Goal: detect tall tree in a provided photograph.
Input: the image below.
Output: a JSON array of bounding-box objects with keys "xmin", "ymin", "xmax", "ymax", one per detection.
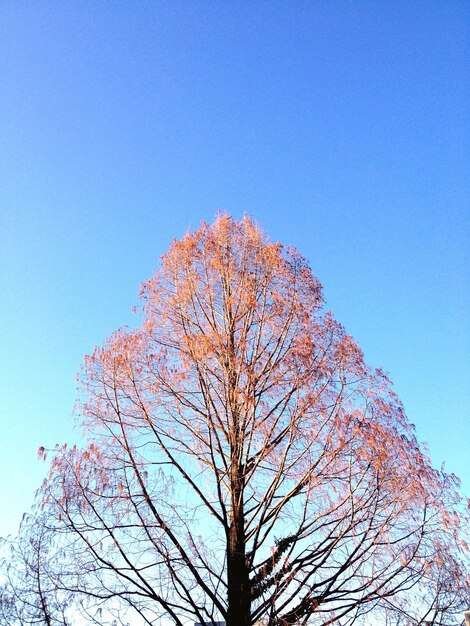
[{"xmin": 40, "ymin": 215, "xmax": 469, "ymax": 625}]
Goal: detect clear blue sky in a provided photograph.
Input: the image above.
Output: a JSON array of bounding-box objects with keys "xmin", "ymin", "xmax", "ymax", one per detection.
[{"xmin": 0, "ymin": 2, "xmax": 468, "ymax": 538}]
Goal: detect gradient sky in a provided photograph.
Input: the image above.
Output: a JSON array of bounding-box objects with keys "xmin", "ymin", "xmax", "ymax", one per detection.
[{"xmin": 0, "ymin": 1, "xmax": 468, "ymax": 539}]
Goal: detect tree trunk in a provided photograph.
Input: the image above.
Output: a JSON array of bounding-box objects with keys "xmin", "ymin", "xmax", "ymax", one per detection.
[
  {"xmin": 226, "ymin": 477, "xmax": 250, "ymax": 626},
  {"xmin": 225, "ymin": 281, "xmax": 251, "ymax": 626}
]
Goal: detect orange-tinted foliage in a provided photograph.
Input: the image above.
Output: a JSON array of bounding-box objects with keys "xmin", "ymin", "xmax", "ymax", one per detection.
[{"xmin": 41, "ymin": 215, "xmax": 469, "ymax": 626}]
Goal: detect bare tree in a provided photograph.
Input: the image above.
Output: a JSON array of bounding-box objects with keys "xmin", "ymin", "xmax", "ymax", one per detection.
[
  {"xmin": 39, "ymin": 215, "xmax": 469, "ymax": 626},
  {"xmin": 0, "ymin": 513, "xmax": 73, "ymax": 626}
]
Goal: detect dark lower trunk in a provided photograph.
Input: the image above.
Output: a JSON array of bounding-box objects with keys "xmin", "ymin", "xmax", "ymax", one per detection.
[{"xmin": 226, "ymin": 514, "xmax": 250, "ymax": 626}]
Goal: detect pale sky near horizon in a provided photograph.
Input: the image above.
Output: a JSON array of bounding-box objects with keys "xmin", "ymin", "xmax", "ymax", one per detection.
[{"xmin": 1, "ymin": 1, "xmax": 469, "ymax": 539}]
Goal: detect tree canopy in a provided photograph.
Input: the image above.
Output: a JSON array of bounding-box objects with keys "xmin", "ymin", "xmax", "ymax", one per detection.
[{"xmin": 6, "ymin": 215, "xmax": 468, "ymax": 626}]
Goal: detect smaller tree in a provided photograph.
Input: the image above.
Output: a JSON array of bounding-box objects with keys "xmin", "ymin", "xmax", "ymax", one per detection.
[
  {"xmin": 0, "ymin": 513, "xmax": 73, "ymax": 626},
  {"xmin": 0, "ymin": 509, "xmax": 136, "ymax": 626}
]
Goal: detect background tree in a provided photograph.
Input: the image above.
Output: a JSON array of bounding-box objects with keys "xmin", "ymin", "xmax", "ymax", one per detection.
[
  {"xmin": 40, "ymin": 215, "xmax": 469, "ymax": 626},
  {"xmin": 0, "ymin": 513, "xmax": 73, "ymax": 626},
  {"xmin": 0, "ymin": 509, "xmax": 135, "ymax": 626}
]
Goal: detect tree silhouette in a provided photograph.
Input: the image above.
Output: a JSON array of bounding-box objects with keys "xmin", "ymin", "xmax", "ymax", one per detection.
[
  {"xmin": 0, "ymin": 513, "xmax": 72, "ymax": 626},
  {"xmin": 39, "ymin": 215, "xmax": 469, "ymax": 626}
]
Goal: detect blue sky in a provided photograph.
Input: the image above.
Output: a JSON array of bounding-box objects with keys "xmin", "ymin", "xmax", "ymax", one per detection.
[{"xmin": 0, "ymin": 1, "xmax": 468, "ymax": 538}]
